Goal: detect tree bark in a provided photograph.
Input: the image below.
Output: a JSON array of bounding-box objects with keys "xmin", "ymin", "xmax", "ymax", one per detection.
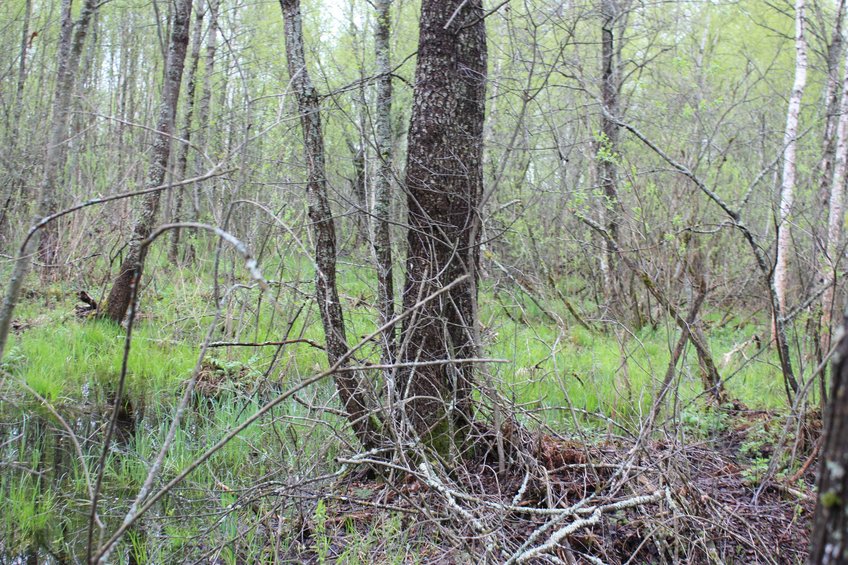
[
  {"xmin": 821, "ymin": 43, "xmax": 848, "ymax": 354},
  {"xmin": 815, "ymin": 0, "xmax": 845, "ymax": 209},
  {"xmin": 0, "ymin": 0, "xmax": 33, "ymax": 243},
  {"xmin": 192, "ymin": 0, "xmax": 218, "ymax": 221},
  {"xmin": 169, "ymin": 3, "xmax": 205, "ymax": 262},
  {"xmin": 372, "ymin": 0, "xmax": 396, "ymax": 365},
  {"xmin": 774, "ymin": 0, "xmax": 808, "ymax": 313},
  {"xmin": 399, "ymin": 0, "xmax": 487, "ymax": 454},
  {"xmin": 102, "ymin": 0, "xmax": 193, "ymax": 322},
  {"xmin": 38, "ymin": 0, "xmax": 99, "ymax": 273},
  {"xmin": 11, "ymin": 0, "xmax": 32, "ymax": 140},
  {"xmin": 599, "ymin": 0, "xmax": 621, "ymax": 308},
  {"xmin": 0, "ymin": 0, "xmax": 98, "ymax": 359},
  {"xmin": 808, "ymin": 310, "xmax": 848, "ymax": 564},
  {"xmin": 279, "ymin": 0, "xmax": 378, "ymax": 448}
]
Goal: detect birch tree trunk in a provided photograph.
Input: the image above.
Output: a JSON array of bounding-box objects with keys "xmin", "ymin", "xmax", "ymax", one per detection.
[
  {"xmin": 372, "ymin": 0, "xmax": 396, "ymax": 364},
  {"xmin": 815, "ymin": 0, "xmax": 845, "ymax": 207},
  {"xmin": 102, "ymin": 0, "xmax": 193, "ymax": 322},
  {"xmin": 279, "ymin": 0, "xmax": 378, "ymax": 448},
  {"xmin": 774, "ymin": 0, "xmax": 808, "ymax": 313},
  {"xmin": 821, "ymin": 44, "xmax": 848, "ymax": 354},
  {"xmin": 400, "ymin": 0, "xmax": 487, "ymax": 454}
]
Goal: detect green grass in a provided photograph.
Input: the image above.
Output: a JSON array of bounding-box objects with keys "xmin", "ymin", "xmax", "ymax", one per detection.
[{"xmin": 0, "ymin": 249, "xmax": 809, "ymax": 561}]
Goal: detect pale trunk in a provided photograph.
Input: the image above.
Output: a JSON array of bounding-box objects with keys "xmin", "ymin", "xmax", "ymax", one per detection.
[
  {"xmin": 774, "ymin": 0, "xmax": 807, "ymax": 313},
  {"xmin": 815, "ymin": 0, "xmax": 845, "ymax": 209},
  {"xmin": 0, "ymin": 0, "xmax": 33, "ymax": 241},
  {"xmin": 822, "ymin": 44, "xmax": 848, "ymax": 353}
]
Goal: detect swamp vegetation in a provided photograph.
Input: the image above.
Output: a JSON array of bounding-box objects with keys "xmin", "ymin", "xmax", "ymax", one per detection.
[{"xmin": 1, "ymin": 0, "xmax": 847, "ymax": 562}]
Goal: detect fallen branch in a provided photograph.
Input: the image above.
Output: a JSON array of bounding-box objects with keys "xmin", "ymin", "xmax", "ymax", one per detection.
[{"xmin": 510, "ymin": 490, "xmax": 666, "ymax": 564}]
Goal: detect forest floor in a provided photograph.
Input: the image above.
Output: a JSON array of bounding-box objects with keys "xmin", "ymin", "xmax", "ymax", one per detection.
[{"xmin": 0, "ymin": 257, "xmax": 821, "ymax": 563}]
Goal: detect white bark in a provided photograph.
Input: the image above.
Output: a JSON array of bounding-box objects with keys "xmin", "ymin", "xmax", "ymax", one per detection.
[
  {"xmin": 822, "ymin": 44, "xmax": 848, "ymax": 351},
  {"xmin": 774, "ymin": 0, "xmax": 808, "ymax": 312}
]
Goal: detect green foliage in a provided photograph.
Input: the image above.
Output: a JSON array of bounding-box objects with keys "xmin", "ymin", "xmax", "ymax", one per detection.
[
  {"xmin": 681, "ymin": 404, "xmax": 729, "ymax": 438},
  {"xmin": 313, "ymin": 499, "xmax": 331, "ymax": 564}
]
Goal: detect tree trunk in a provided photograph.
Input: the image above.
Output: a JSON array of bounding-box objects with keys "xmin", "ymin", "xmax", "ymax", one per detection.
[
  {"xmin": 192, "ymin": 0, "xmax": 218, "ymax": 221},
  {"xmin": 0, "ymin": 0, "xmax": 33, "ymax": 243},
  {"xmin": 774, "ymin": 0, "xmax": 808, "ymax": 313},
  {"xmin": 599, "ymin": 0, "xmax": 621, "ymax": 309},
  {"xmin": 169, "ymin": 3, "xmax": 205, "ymax": 263},
  {"xmin": 11, "ymin": 0, "xmax": 32, "ymax": 140},
  {"xmin": 38, "ymin": 0, "xmax": 99, "ymax": 274},
  {"xmin": 399, "ymin": 0, "xmax": 487, "ymax": 454},
  {"xmin": 821, "ymin": 43, "xmax": 848, "ymax": 354},
  {"xmin": 372, "ymin": 0, "xmax": 396, "ymax": 365},
  {"xmin": 346, "ymin": 137, "xmax": 368, "ymax": 246},
  {"xmin": 279, "ymin": 0, "xmax": 378, "ymax": 448},
  {"xmin": 0, "ymin": 0, "xmax": 98, "ymax": 360},
  {"xmin": 808, "ymin": 310, "xmax": 848, "ymax": 564},
  {"xmin": 815, "ymin": 0, "xmax": 845, "ymax": 209},
  {"xmin": 102, "ymin": 0, "xmax": 193, "ymax": 323}
]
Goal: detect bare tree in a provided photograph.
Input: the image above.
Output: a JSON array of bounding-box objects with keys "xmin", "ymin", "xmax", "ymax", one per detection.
[
  {"xmin": 0, "ymin": 0, "xmax": 33, "ymax": 242},
  {"xmin": 774, "ymin": 0, "xmax": 808, "ymax": 315},
  {"xmin": 814, "ymin": 0, "xmax": 845, "ymax": 204},
  {"xmin": 169, "ymin": 2, "xmax": 206, "ymax": 262},
  {"xmin": 10, "ymin": 0, "xmax": 32, "ymax": 142},
  {"xmin": 102, "ymin": 0, "xmax": 194, "ymax": 322},
  {"xmin": 399, "ymin": 0, "xmax": 487, "ymax": 454},
  {"xmin": 372, "ymin": 0, "xmax": 396, "ymax": 364},
  {"xmin": 279, "ymin": 0, "xmax": 378, "ymax": 448},
  {"xmin": 0, "ymin": 0, "xmax": 98, "ymax": 360},
  {"xmin": 598, "ymin": 0, "xmax": 621, "ymax": 308},
  {"xmin": 39, "ymin": 0, "xmax": 99, "ymax": 271},
  {"xmin": 192, "ymin": 0, "xmax": 219, "ymax": 221},
  {"xmin": 821, "ymin": 44, "xmax": 848, "ymax": 354}
]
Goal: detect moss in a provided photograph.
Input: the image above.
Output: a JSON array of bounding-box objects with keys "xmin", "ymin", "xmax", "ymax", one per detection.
[
  {"xmin": 821, "ymin": 490, "xmax": 842, "ymax": 509},
  {"xmin": 424, "ymin": 417, "xmax": 456, "ymax": 460}
]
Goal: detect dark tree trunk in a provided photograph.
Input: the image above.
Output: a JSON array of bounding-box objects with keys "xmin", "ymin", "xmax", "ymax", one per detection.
[
  {"xmin": 346, "ymin": 137, "xmax": 368, "ymax": 246},
  {"xmin": 0, "ymin": 0, "xmax": 33, "ymax": 243},
  {"xmin": 38, "ymin": 0, "xmax": 99, "ymax": 274},
  {"xmin": 809, "ymin": 310, "xmax": 848, "ymax": 564},
  {"xmin": 192, "ymin": 0, "xmax": 218, "ymax": 221},
  {"xmin": 279, "ymin": 0, "xmax": 379, "ymax": 448},
  {"xmin": 399, "ymin": 0, "xmax": 487, "ymax": 454},
  {"xmin": 10, "ymin": 0, "xmax": 32, "ymax": 141},
  {"xmin": 169, "ymin": 3, "xmax": 205, "ymax": 262},
  {"xmin": 599, "ymin": 0, "xmax": 621, "ymax": 308},
  {"xmin": 0, "ymin": 0, "xmax": 98, "ymax": 359},
  {"xmin": 102, "ymin": 0, "xmax": 193, "ymax": 322}
]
